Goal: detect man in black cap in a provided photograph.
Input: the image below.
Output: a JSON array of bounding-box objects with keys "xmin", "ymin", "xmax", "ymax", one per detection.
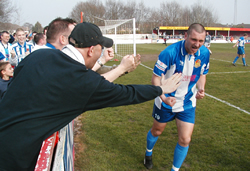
[
  {"xmin": 63, "ymin": 22, "xmax": 139, "ymax": 82},
  {"xmin": 0, "ymin": 22, "xmax": 182, "ymax": 171},
  {"xmin": 45, "ymin": 17, "xmax": 139, "ymax": 82}
]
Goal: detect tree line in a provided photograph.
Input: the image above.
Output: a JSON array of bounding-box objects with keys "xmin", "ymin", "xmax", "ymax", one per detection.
[
  {"xmin": 69, "ymin": 0, "xmax": 218, "ymax": 33},
  {"xmin": 0, "ymin": 0, "xmax": 218, "ymax": 33}
]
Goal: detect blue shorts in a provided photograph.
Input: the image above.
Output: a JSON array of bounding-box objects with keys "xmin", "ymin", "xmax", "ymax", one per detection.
[
  {"xmin": 238, "ymin": 47, "xmax": 245, "ymax": 55},
  {"xmin": 152, "ymin": 104, "xmax": 196, "ymax": 124}
]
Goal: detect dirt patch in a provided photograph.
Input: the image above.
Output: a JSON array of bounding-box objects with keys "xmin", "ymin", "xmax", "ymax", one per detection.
[
  {"xmin": 140, "ymin": 54, "xmax": 158, "ymax": 62},
  {"xmin": 74, "ymin": 115, "xmax": 86, "ymax": 170}
]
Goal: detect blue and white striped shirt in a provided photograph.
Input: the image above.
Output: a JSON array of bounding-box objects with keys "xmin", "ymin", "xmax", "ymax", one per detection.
[
  {"xmin": 238, "ymin": 37, "xmax": 245, "ymax": 47},
  {"xmin": 11, "ymin": 42, "xmax": 34, "ymax": 65},
  {"xmin": 153, "ymin": 40, "xmax": 210, "ymax": 112},
  {"xmin": 0, "ymin": 42, "xmax": 12, "ymax": 61}
]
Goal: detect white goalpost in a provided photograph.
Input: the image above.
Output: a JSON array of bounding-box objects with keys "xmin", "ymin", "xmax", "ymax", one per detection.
[{"xmin": 99, "ymin": 18, "xmax": 136, "ymax": 59}]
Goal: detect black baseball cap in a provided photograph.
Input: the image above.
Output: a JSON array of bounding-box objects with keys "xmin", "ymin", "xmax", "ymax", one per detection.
[{"xmin": 69, "ymin": 22, "xmax": 113, "ymax": 48}]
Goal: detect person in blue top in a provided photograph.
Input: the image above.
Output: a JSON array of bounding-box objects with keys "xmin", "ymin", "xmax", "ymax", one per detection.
[
  {"xmin": 232, "ymin": 33, "xmax": 248, "ymax": 66},
  {"xmin": 204, "ymin": 32, "xmax": 212, "ymax": 54},
  {"xmin": 0, "ymin": 52, "xmax": 5, "ymax": 61},
  {"xmin": 0, "ymin": 31, "xmax": 15, "ymax": 61},
  {"xmin": 144, "ymin": 23, "xmax": 210, "ymax": 170}
]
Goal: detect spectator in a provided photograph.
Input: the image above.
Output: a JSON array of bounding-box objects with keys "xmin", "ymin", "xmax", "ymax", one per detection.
[
  {"xmin": 11, "ymin": 28, "xmax": 34, "ymax": 66},
  {"xmin": 32, "ymin": 33, "xmax": 47, "ymax": 52},
  {"xmin": 0, "ymin": 31, "xmax": 15, "ymax": 61},
  {"xmin": 43, "ymin": 26, "xmax": 49, "ymax": 35},
  {"xmin": 46, "ymin": 17, "xmax": 140, "ymax": 82},
  {"xmin": 8, "ymin": 34, "xmax": 15, "ymax": 44},
  {"xmin": 0, "ymin": 61, "xmax": 14, "ymax": 101},
  {"xmin": 0, "ymin": 22, "xmax": 182, "ymax": 170},
  {"xmin": 46, "ymin": 17, "xmax": 75, "ymax": 50},
  {"xmin": 0, "ymin": 52, "xmax": 5, "ymax": 61},
  {"xmin": 11, "ymin": 32, "xmax": 18, "ymax": 44},
  {"xmin": 230, "ymin": 36, "xmax": 234, "ymax": 42}
]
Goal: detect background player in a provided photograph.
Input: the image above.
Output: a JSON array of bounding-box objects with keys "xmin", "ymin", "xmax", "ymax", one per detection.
[
  {"xmin": 204, "ymin": 32, "xmax": 212, "ymax": 54},
  {"xmin": 232, "ymin": 33, "xmax": 248, "ymax": 66},
  {"xmin": 143, "ymin": 23, "xmax": 210, "ymax": 170}
]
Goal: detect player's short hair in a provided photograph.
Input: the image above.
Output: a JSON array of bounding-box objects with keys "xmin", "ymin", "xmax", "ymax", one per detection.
[
  {"xmin": 187, "ymin": 23, "xmax": 206, "ymax": 35},
  {"xmin": 243, "ymin": 33, "xmax": 248, "ymax": 37}
]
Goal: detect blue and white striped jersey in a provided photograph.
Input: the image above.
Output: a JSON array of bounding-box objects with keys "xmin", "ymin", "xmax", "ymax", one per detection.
[
  {"xmin": 238, "ymin": 37, "xmax": 245, "ymax": 47},
  {"xmin": 153, "ymin": 40, "xmax": 210, "ymax": 112},
  {"xmin": 11, "ymin": 42, "xmax": 34, "ymax": 65},
  {"xmin": 0, "ymin": 42, "xmax": 12, "ymax": 61}
]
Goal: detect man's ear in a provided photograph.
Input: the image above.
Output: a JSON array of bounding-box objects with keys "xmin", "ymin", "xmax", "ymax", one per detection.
[
  {"xmin": 87, "ymin": 46, "xmax": 94, "ymax": 57},
  {"xmin": 59, "ymin": 35, "xmax": 67, "ymax": 45},
  {"xmin": 1, "ymin": 70, "xmax": 5, "ymax": 76},
  {"xmin": 184, "ymin": 32, "xmax": 188, "ymax": 39}
]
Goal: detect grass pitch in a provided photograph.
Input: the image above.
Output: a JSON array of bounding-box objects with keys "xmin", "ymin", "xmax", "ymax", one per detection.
[{"xmin": 74, "ymin": 43, "xmax": 250, "ymax": 171}]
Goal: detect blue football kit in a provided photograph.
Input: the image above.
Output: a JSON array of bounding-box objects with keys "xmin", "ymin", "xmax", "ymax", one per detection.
[
  {"xmin": 152, "ymin": 40, "xmax": 210, "ymax": 123},
  {"xmin": 233, "ymin": 36, "xmax": 247, "ymax": 66},
  {"xmin": 237, "ymin": 36, "xmax": 246, "ymax": 55}
]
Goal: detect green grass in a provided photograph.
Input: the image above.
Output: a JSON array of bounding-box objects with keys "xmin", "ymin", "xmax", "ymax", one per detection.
[{"xmin": 74, "ymin": 43, "xmax": 250, "ymax": 171}]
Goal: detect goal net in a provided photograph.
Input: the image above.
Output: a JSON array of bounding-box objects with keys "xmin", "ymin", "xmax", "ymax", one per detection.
[{"xmin": 99, "ymin": 18, "xmax": 136, "ymax": 59}]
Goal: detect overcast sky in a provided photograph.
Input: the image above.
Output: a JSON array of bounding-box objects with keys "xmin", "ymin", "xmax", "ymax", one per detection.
[{"xmin": 12, "ymin": 0, "xmax": 250, "ymax": 27}]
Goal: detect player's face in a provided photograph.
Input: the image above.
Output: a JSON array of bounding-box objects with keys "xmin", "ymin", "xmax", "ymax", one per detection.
[
  {"xmin": 16, "ymin": 31, "xmax": 26, "ymax": 44},
  {"xmin": 185, "ymin": 30, "xmax": 206, "ymax": 55}
]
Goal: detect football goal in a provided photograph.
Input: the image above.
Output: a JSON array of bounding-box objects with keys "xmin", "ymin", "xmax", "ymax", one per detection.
[{"xmin": 99, "ymin": 18, "xmax": 136, "ymax": 59}]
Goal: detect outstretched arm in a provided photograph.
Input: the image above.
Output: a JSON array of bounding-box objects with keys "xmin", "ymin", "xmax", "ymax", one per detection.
[
  {"xmin": 152, "ymin": 73, "xmax": 181, "ymax": 106},
  {"xmin": 92, "ymin": 47, "xmax": 114, "ymax": 71},
  {"xmin": 101, "ymin": 54, "xmax": 141, "ymax": 82}
]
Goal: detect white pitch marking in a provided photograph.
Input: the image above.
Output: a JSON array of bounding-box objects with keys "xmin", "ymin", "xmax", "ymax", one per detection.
[
  {"xmin": 210, "ymin": 58, "xmax": 245, "ymax": 65},
  {"xmin": 139, "ymin": 63, "xmax": 153, "ymax": 70},
  {"xmin": 205, "ymin": 93, "xmax": 250, "ymax": 115},
  {"xmin": 210, "ymin": 58, "xmax": 232, "ymax": 63},
  {"xmin": 208, "ymin": 71, "xmax": 250, "ymax": 74}
]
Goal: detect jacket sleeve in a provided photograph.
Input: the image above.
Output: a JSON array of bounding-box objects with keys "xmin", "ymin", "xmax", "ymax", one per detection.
[{"xmin": 84, "ymin": 76, "xmax": 162, "ymax": 111}]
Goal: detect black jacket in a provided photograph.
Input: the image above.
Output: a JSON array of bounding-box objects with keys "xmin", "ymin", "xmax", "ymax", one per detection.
[{"xmin": 0, "ymin": 49, "xmax": 162, "ymax": 170}]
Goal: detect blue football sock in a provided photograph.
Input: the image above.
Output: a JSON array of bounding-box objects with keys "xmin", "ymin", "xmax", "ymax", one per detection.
[
  {"xmin": 145, "ymin": 130, "xmax": 158, "ymax": 156},
  {"xmin": 242, "ymin": 58, "xmax": 246, "ymax": 65},
  {"xmin": 171, "ymin": 143, "xmax": 189, "ymax": 171},
  {"xmin": 233, "ymin": 56, "xmax": 239, "ymax": 64}
]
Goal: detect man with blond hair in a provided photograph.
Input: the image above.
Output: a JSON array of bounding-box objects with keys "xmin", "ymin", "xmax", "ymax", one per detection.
[{"xmin": 11, "ymin": 28, "xmax": 34, "ymax": 66}]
